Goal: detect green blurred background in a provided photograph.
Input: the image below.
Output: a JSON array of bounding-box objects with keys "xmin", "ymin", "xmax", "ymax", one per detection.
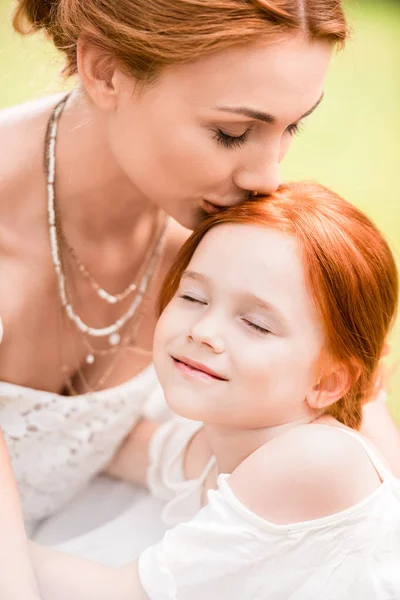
[{"xmin": 1, "ymin": 1, "xmax": 399, "ymax": 420}]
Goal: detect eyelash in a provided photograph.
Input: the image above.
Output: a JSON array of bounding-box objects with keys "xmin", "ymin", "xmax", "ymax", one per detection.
[
  {"xmin": 180, "ymin": 294, "xmax": 206, "ymax": 305},
  {"xmin": 287, "ymin": 122, "xmax": 303, "ymax": 137},
  {"xmin": 181, "ymin": 296, "xmax": 270, "ymax": 335},
  {"xmin": 214, "ymin": 128, "xmax": 250, "ymax": 149},
  {"xmin": 243, "ymin": 320, "xmax": 271, "ymax": 335},
  {"xmin": 214, "ymin": 120, "xmax": 304, "ymax": 150}
]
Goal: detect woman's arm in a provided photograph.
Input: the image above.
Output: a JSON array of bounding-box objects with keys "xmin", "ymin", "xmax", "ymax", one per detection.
[
  {"xmin": 0, "ymin": 424, "xmax": 148, "ymax": 600},
  {"xmin": 0, "ymin": 430, "xmax": 41, "ymax": 599},
  {"xmin": 361, "ymin": 400, "xmax": 400, "ymax": 478},
  {"xmin": 29, "ymin": 542, "xmax": 149, "ymax": 600}
]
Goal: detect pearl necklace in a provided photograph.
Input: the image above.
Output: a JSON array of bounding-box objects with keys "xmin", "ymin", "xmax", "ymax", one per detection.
[
  {"xmin": 46, "ymin": 95, "xmax": 168, "ymax": 345},
  {"xmin": 61, "ymin": 228, "xmax": 138, "ymax": 305}
]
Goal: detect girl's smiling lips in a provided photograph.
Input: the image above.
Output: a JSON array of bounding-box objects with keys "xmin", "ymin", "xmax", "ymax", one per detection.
[{"xmin": 172, "ymin": 356, "xmax": 228, "ymax": 381}]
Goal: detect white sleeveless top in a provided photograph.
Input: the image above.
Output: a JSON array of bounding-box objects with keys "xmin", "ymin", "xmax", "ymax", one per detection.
[
  {"xmin": 0, "ymin": 364, "xmax": 169, "ymax": 530},
  {"xmin": 139, "ymin": 426, "xmax": 400, "ymax": 600}
]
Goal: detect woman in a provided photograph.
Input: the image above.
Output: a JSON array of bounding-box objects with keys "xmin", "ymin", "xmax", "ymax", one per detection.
[
  {"xmin": 4, "ymin": 181, "xmax": 400, "ymax": 599},
  {"xmin": 0, "ymin": 0, "xmax": 398, "ymax": 562},
  {"xmin": 0, "ymin": 432, "xmax": 41, "ymax": 599}
]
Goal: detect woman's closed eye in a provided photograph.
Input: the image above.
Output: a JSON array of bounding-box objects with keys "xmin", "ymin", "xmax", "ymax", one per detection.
[
  {"xmin": 213, "ymin": 128, "xmax": 250, "ymax": 149},
  {"xmin": 213, "ymin": 120, "xmax": 302, "ymax": 149},
  {"xmin": 286, "ymin": 121, "xmax": 304, "ymax": 136}
]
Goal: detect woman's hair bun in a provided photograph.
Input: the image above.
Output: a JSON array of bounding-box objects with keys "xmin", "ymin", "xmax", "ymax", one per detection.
[
  {"xmin": 13, "ymin": 0, "xmax": 56, "ymax": 34},
  {"xmin": 12, "ymin": 0, "xmax": 349, "ymax": 82}
]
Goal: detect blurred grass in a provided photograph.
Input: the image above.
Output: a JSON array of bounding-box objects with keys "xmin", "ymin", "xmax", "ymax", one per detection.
[{"xmin": 1, "ymin": 1, "xmax": 399, "ymax": 420}]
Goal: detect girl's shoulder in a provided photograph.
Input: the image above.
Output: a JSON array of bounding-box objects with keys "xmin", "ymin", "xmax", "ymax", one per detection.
[{"xmin": 227, "ymin": 424, "xmax": 383, "ymax": 525}]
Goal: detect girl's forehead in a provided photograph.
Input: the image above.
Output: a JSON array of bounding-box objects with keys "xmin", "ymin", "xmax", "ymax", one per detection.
[
  {"xmin": 193, "ymin": 223, "xmax": 295, "ymax": 260},
  {"xmin": 186, "ymin": 223, "xmax": 324, "ymax": 344},
  {"xmin": 189, "ymin": 224, "xmax": 302, "ymax": 295}
]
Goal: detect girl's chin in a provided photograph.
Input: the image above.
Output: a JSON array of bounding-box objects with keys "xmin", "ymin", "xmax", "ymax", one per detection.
[
  {"xmin": 164, "ymin": 393, "xmax": 219, "ymax": 423},
  {"xmin": 166, "ymin": 402, "xmax": 205, "ymax": 422}
]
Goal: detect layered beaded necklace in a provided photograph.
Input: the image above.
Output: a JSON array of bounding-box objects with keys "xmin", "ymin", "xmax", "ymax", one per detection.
[{"xmin": 46, "ymin": 95, "xmax": 168, "ymax": 370}]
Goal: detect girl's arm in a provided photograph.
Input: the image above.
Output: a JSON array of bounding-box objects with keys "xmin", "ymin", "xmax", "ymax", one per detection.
[
  {"xmin": 106, "ymin": 417, "xmax": 214, "ymax": 490},
  {"xmin": 105, "ymin": 418, "xmax": 164, "ymax": 486},
  {"xmin": 29, "ymin": 542, "xmax": 149, "ymax": 600},
  {"xmin": 0, "ymin": 430, "xmax": 41, "ymax": 599}
]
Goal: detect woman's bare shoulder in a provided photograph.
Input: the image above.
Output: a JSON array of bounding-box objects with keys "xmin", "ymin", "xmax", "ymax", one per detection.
[
  {"xmin": 228, "ymin": 425, "xmax": 382, "ymax": 525},
  {"xmin": 0, "ymin": 92, "xmax": 65, "ymax": 128},
  {"xmin": 0, "ymin": 94, "xmax": 65, "ymax": 232},
  {"xmin": 0, "ymin": 94, "xmax": 64, "ymax": 193}
]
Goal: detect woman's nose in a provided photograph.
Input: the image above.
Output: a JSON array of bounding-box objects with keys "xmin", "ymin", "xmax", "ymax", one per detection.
[
  {"xmin": 188, "ymin": 314, "xmax": 225, "ymax": 354},
  {"xmin": 234, "ymin": 148, "xmax": 281, "ymax": 196}
]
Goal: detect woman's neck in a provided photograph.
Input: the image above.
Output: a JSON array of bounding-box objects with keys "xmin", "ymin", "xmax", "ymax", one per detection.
[
  {"xmin": 204, "ymin": 415, "xmax": 318, "ymax": 475},
  {"xmin": 54, "ymin": 87, "xmax": 154, "ymax": 244}
]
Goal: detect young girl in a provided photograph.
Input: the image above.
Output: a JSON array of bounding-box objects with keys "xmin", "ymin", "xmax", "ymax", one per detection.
[{"xmin": 7, "ymin": 181, "xmax": 400, "ymax": 598}]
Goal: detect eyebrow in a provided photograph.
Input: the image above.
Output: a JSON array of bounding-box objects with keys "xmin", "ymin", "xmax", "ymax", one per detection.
[
  {"xmin": 182, "ymin": 271, "xmax": 287, "ymax": 327},
  {"xmin": 215, "ymin": 93, "xmax": 324, "ymax": 125},
  {"xmin": 182, "ymin": 270, "xmax": 209, "ymax": 284},
  {"xmin": 242, "ymin": 292, "xmax": 287, "ymax": 326}
]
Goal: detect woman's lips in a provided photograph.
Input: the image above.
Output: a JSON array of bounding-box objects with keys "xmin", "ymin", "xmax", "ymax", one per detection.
[
  {"xmin": 201, "ymin": 199, "xmax": 225, "ymax": 215},
  {"xmin": 172, "ymin": 356, "xmax": 228, "ymax": 381}
]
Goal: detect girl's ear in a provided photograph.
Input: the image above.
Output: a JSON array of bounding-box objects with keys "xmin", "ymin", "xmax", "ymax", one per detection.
[{"xmin": 306, "ymin": 364, "xmax": 353, "ymax": 411}]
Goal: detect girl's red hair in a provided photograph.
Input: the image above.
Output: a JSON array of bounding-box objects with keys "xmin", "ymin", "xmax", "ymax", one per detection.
[{"xmin": 159, "ymin": 182, "xmax": 398, "ymax": 429}]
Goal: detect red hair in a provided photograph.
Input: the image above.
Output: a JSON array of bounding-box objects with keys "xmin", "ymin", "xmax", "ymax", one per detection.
[
  {"xmin": 14, "ymin": 0, "xmax": 348, "ymax": 81},
  {"xmin": 159, "ymin": 182, "xmax": 398, "ymax": 429}
]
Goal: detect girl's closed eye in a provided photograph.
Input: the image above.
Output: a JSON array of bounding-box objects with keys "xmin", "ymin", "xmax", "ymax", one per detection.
[
  {"xmin": 242, "ymin": 318, "xmax": 272, "ymax": 335},
  {"xmin": 179, "ymin": 293, "xmax": 208, "ymax": 305}
]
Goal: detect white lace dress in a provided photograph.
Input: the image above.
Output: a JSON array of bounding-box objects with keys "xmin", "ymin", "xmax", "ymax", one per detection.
[{"xmin": 0, "ymin": 364, "xmax": 175, "ymax": 564}]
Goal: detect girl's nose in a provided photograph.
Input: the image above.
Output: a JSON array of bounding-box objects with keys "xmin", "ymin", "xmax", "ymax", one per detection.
[{"xmin": 188, "ymin": 313, "xmax": 225, "ymax": 354}]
